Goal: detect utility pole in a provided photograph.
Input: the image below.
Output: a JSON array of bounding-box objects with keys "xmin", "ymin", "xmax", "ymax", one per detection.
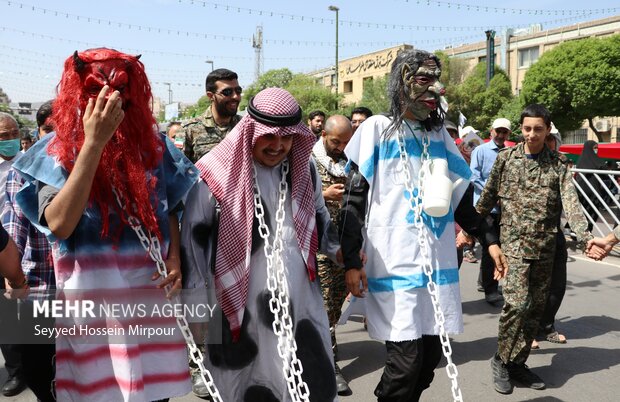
[
  {"xmin": 328, "ymin": 6, "xmax": 339, "ymax": 96},
  {"xmin": 485, "ymin": 30, "xmax": 496, "ymax": 87},
  {"xmin": 252, "ymin": 25, "xmax": 264, "ymax": 82}
]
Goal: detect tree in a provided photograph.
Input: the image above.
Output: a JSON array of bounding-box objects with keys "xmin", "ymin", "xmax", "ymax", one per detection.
[
  {"xmin": 356, "ymin": 75, "xmax": 389, "ymax": 115},
  {"xmin": 521, "ymin": 34, "xmax": 620, "ymax": 142},
  {"xmin": 239, "ymin": 68, "xmax": 294, "ymax": 110},
  {"xmin": 435, "ymin": 51, "xmax": 471, "ymax": 124},
  {"xmin": 495, "ymin": 96, "xmax": 525, "ymax": 140},
  {"xmin": 435, "ymin": 51, "xmax": 469, "ymax": 88},
  {"xmin": 179, "ymin": 95, "xmax": 210, "ymax": 120},
  {"xmin": 285, "ymin": 74, "xmax": 341, "ymax": 118},
  {"xmin": 450, "ymin": 62, "xmax": 514, "ymax": 134}
]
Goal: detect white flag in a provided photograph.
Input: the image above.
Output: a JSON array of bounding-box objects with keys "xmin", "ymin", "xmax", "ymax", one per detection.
[
  {"xmin": 458, "ymin": 112, "xmax": 467, "ymax": 128},
  {"xmin": 458, "ymin": 112, "xmax": 467, "ymax": 137}
]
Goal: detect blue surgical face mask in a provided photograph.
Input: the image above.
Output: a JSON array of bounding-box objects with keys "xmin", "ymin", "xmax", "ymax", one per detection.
[{"xmin": 0, "ymin": 138, "xmax": 21, "ymax": 158}]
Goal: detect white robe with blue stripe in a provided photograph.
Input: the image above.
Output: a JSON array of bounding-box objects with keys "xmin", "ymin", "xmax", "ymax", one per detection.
[{"xmin": 345, "ymin": 115, "xmax": 471, "ymax": 342}]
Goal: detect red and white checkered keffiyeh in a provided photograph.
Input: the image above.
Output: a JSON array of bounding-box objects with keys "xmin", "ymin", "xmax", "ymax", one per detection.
[{"xmin": 196, "ymin": 87, "xmax": 318, "ymax": 340}]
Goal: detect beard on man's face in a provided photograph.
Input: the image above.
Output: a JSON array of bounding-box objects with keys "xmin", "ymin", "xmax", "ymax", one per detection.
[
  {"xmin": 326, "ymin": 147, "xmax": 343, "ymax": 160},
  {"xmin": 214, "ymin": 98, "xmax": 239, "ymax": 118},
  {"xmin": 323, "ymin": 139, "xmax": 344, "ymax": 161}
]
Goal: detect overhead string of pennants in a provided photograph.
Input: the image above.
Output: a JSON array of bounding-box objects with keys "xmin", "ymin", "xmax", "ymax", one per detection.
[{"xmin": 2, "ymin": 0, "xmax": 617, "ymax": 47}]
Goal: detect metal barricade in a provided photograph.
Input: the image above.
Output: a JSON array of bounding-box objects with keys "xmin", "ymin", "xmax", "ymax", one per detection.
[{"xmin": 570, "ymin": 167, "xmax": 620, "ymax": 238}]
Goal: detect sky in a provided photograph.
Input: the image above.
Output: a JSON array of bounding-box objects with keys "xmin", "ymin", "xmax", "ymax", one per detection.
[{"xmin": 1, "ymin": 0, "xmax": 618, "ymax": 105}]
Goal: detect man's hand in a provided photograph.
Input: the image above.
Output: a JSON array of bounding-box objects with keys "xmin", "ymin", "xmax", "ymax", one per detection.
[
  {"xmin": 323, "ymin": 183, "xmax": 345, "ymax": 202},
  {"xmin": 585, "ymin": 237, "xmax": 610, "ymax": 261},
  {"xmin": 585, "ymin": 244, "xmax": 607, "ymax": 261},
  {"xmin": 82, "ymin": 85, "xmax": 124, "ymax": 150},
  {"xmin": 3, "ymin": 278, "xmax": 29, "ymax": 301},
  {"xmin": 345, "ymin": 268, "xmax": 368, "ymax": 298},
  {"xmin": 456, "ymin": 231, "xmax": 474, "ymax": 249},
  {"xmin": 488, "ymin": 244, "xmax": 508, "ymax": 280},
  {"xmin": 587, "ymin": 233, "xmax": 616, "ymax": 253},
  {"xmin": 360, "ymin": 250, "xmax": 368, "ymax": 266},
  {"xmin": 154, "ymin": 255, "xmax": 182, "ymax": 299},
  {"xmin": 336, "ymin": 248, "xmax": 344, "ymax": 265}
]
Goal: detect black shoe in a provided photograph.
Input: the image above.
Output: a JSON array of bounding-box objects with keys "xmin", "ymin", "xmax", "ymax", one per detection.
[
  {"xmin": 485, "ymin": 292, "xmax": 504, "ymax": 306},
  {"xmin": 491, "ymin": 355, "xmax": 512, "ymax": 394},
  {"xmin": 507, "ymin": 363, "xmax": 546, "ymax": 390},
  {"xmin": 334, "ymin": 363, "xmax": 352, "ymax": 396},
  {"xmin": 191, "ymin": 369, "xmax": 212, "ymax": 399},
  {"xmin": 1, "ymin": 375, "xmax": 26, "ymax": 397}
]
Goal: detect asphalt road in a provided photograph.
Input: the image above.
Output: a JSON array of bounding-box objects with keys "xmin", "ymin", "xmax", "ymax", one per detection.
[{"xmin": 2, "ymin": 244, "xmax": 619, "ymax": 402}]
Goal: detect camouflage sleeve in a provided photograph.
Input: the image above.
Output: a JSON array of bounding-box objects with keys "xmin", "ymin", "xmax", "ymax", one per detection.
[
  {"xmin": 559, "ymin": 161, "xmax": 593, "ymax": 244},
  {"xmin": 176, "ymin": 125, "xmax": 194, "ymax": 163},
  {"xmin": 475, "ymin": 151, "xmax": 504, "ymax": 217}
]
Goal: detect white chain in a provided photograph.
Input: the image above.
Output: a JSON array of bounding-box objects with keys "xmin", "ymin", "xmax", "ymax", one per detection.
[
  {"xmin": 112, "ymin": 189, "xmax": 224, "ymax": 402},
  {"xmin": 252, "ymin": 161, "xmax": 310, "ymax": 402},
  {"xmin": 397, "ymin": 128, "xmax": 463, "ymax": 402}
]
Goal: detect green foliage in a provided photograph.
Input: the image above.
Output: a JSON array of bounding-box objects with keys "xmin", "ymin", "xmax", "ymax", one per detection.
[
  {"xmin": 156, "ymin": 109, "xmax": 166, "ymax": 123},
  {"xmin": 239, "ymin": 68, "xmax": 295, "ymax": 110},
  {"xmin": 356, "ymin": 75, "xmax": 389, "ymax": 115},
  {"xmin": 435, "ymin": 51, "xmax": 469, "ymax": 88},
  {"xmin": 450, "ymin": 63, "xmax": 514, "ymax": 133},
  {"xmin": 495, "ymin": 96, "xmax": 524, "ymax": 138},
  {"xmin": 436, "ymin": 51, "xmax": 471, "ymax": 125},
  {"xmin": 180, "ymin": 95, "xmax": 210, "ymax": 120},
  {"xmin": 285, "ymin": 74, "xmax": 341, "ymax": 118},
  {"xmin": 520, "ymin": 35, "xmax": 620, "ymax": 138}
]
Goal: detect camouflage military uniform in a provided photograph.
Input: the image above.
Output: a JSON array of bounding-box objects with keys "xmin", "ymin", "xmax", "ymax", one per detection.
[
  {"xmin": 176, "ymin": 106, "xmax": 241, "ymax": 163},
  {"xmin": 476, "ymin": 143, "xmax": 592, "ymax": 364},
  {"xmin": 313, "ymin": 156, "xmax": 348, "ymax": 353}
]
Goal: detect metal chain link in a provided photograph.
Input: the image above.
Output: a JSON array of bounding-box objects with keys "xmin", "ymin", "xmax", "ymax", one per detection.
[
  {"xmin": 397, "ymin": 128, "xmax": 464, "ymax": 402},
  {"xmin": 112, "ymin": 189, "xmax": 225, "ymax": 402},
  {"xmin": 252, "ymin": 160, "xmax": 310, "ymax": 402}
]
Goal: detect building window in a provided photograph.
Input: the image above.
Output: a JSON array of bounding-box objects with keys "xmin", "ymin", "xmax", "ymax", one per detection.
[
  {"xmin": 343, "ymin": 80, "xmax": 353, "ymax": 93},
  {"xmin": 331, "ymin": 74, "xmax": 337, "ymax": 87},
  {"xmin": 478, "ymin": 56, "xmax": 486, "ymax": 63},
  {"xmin": 518, "ymin": 47, "xmax": 539, "ymax": 68},
  {"xmin": 363, "ymin": 76, "xmax": 373, "ymax": 89},
  {"xmin": 563, "ymin": 128, "xmax": 588, "ymax": 144}
]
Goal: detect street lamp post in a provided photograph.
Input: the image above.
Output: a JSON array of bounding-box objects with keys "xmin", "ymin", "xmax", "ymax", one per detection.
[
  {"xmin": 205, "ymin": 60, "xmax": 214, "ymax": 72},
  {"xmin": 328, "ymin": 5, "xmax": 339, "ymax": 96},
  {"xmin": 163, "ymin": 82, "xmax": 172, "ymax": 104}
]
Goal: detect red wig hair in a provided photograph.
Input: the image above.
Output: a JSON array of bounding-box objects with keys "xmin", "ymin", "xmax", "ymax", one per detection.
[{"xmin": 50, "ymin": 48, "xmax": 163, "ymax": 240}]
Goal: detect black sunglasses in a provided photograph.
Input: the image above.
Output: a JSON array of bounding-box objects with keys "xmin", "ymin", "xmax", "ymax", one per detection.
[{"xmin": 215, "ymin": 87, "xmax": 242, "ymax": 97}]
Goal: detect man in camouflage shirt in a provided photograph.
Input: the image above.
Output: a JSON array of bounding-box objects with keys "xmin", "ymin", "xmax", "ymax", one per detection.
[
  {"xmin": 176, "ymin": 68, "xmax": 242, "ymax": 163},
  {"xmin": 311, "ymin": 114, "xmax": 353, "ymax": 396},
  {"xmin": 476, "ymin": 104, "xmax": 594, "ymax": 395}
]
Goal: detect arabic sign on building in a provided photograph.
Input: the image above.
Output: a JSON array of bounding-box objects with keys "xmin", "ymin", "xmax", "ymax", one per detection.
[{"xmin": 341, "ymin": 50, "xmax": 397, "ymax": 78}]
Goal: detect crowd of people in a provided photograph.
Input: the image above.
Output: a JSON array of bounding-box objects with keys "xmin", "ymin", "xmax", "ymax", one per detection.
[{"xmin": 0, "ymin": 46, "xmax": 618, "ymax": 402}]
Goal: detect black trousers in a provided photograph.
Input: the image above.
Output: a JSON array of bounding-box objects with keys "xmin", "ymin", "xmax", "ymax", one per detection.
[
  {"xmin": 375, "ymin": 335, "xmax": 442, "ymax": 402},
  {"xmin": 480, "ymin": 213, "xmax": 500, "ymax": 295}
]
